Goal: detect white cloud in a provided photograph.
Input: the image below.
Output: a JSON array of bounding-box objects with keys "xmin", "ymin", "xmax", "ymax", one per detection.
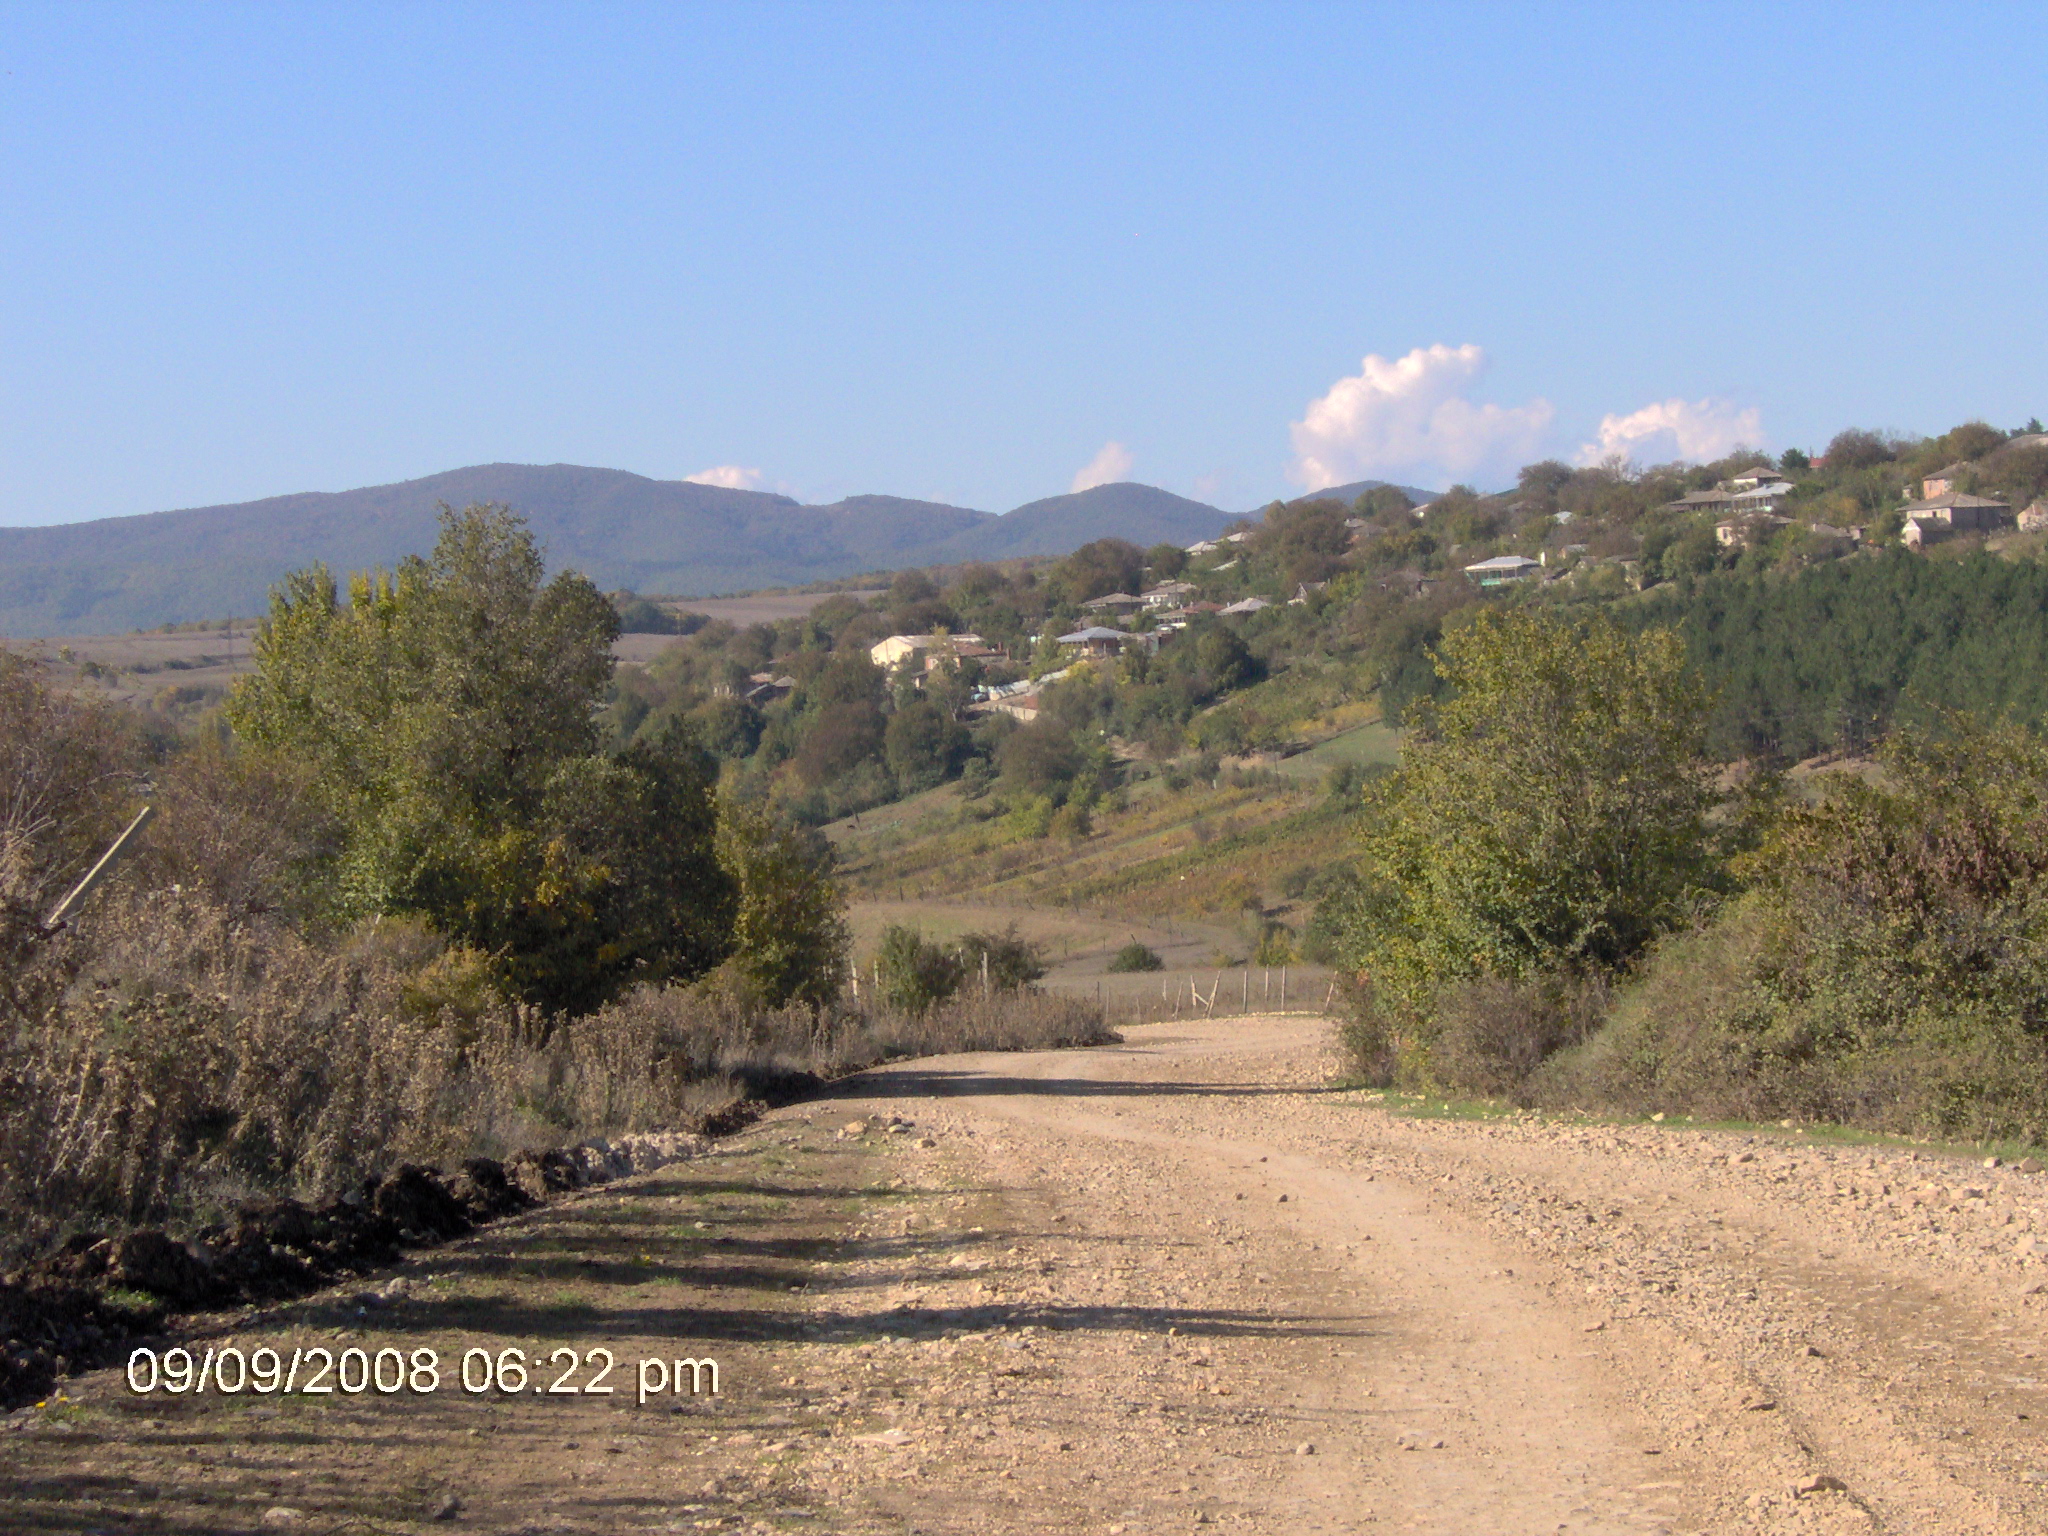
[
  {"xmin": 1575, "ymin": 398, "xmax": 1764, "ymax": 467},
  {"xmin": 684, "ymin": 465, "xmax": 764, "ymax": 490},
  {"xmin": 1070, "ymin": 440, "xmax": 1134, "ymax": 494},
  {"xmin": 1289, "ymin": 344, "xmax": 1554, "ymax": 491}
]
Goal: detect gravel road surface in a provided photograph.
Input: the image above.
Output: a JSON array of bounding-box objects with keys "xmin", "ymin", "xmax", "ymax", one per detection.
[{"xmin": 7, "ymin": 1015, "xmax": 2046, "ymax": 1534}]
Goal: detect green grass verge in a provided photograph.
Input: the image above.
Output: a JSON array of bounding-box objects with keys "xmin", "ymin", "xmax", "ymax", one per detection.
[{"xmin": 1331, "ymin": 1084, "xmax": 2048, "ymax": 1162}]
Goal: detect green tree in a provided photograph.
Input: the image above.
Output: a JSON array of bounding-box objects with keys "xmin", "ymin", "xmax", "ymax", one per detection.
[
  {"xmin": 794, "ymin": 700, "xmax": 886, "ymax": 785},
  {"xmin": 957, "ymin": 926, "xmax": 1048, "ymax": 989},
  {"xmin": 996, "ymin": 719, "xmax": 1084, "ymax": 800},
  {"xmin": 228, "ymin": 503, "xmax": 737, "ymax": 1013},
  {"xmin": 692, "ymin": 694, "xmax": 765, "ymax": 760},
  {"xmin": 715, "ymin": 799, "xmax": 849, "ymax": 1007},
  {"xmin": 1255, "ymin": 499, "xmax": 1351, "ymax": 586},
  {"xmin": 1052, "ymin": 538, "xmax": 1145, "ymax": 603},
  {"xmin": 1822, "ymin": 429, "xmax": 1896, "ymax": 470},
  {"xmin": 1192, "ymin": 625, "xmax": 1259, "ymax": 691},
  {"xmin": 424, "ymin": 723, "xmax": 733, "ymax": 1014},
  {"xmin": 1350, "ymin": 611, "xmax": 1718, "ymax": 1000},
  {"xmin": 1145, "ymin": 542, "xmax": 1189, "ymax": 579},
  {"xmin": 884, "ymin": 698, "xmax": 968, "ymax": 792},
  {"xmin": 875, "ymin": 924, "xmax": 965, "ymax": 1011}
]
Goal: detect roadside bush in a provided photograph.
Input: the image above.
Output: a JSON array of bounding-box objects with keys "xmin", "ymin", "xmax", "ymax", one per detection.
[
  {"xmin": 1251, "ymin": 921, "xmax": 1299, "ymax": 966},
  {"xmin": 1109, "ymin": 941, "xmax": 1164, "ymax": 973},
  {"xmin": 956, "ymin": 926, "xmax": 1048, "ymax": 991},
  {"xmin": 715, "ymin": 799, "xmax": 849, "ymax": 1008},
  {"xmin": 1423, "ymin": 973, "xmax": 1611, "ymax": 1101},
  {"xmin": 875, "ymin": 924, "xmax": 967, "ymax": 1012},
  {"xmin": 1536, "ymin": 718, "xmax": 2048, "ymax": 1140},
  {"xmin": 227, "ymin": 507, "xmax": 738, "ymax": 1014},
  {"xmin": 1349, "ymin": 610, "xmax": 1719, "ymax": 1001}
]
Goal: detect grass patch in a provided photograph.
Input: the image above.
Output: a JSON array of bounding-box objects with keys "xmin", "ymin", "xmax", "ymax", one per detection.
[
  {"xmin": 1274, "ymin": 718, "xmax": 1402, "ymax": 780},
  {"xmin": 1337, "ymin": 1084, "xmax": 2048, "ymax": 1162}
]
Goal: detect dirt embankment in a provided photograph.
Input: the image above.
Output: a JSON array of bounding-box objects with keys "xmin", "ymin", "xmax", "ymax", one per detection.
[
  {"xmin": 8, "ymin": 1018, "xmax": 2047, "ymax": 1534},
  {"xmin": 0, "ymin": 1130, "xmax": 724, "ymax": 1412}
]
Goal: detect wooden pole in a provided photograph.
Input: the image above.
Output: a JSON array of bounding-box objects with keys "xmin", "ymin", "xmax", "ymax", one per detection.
[{"xmin": 44, "ymin": 805, "xmax": 153, "ymax": 930}]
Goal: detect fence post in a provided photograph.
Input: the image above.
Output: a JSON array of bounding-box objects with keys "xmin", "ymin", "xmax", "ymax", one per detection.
[{"xmin": 1281, "ymin": 967, "xmax": 1288, "ymax": 1007}]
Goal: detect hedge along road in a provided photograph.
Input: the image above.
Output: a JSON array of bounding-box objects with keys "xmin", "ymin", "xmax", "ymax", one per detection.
[{"xmin": 7, "ymin": 1016, "xmax": 2047, "ymax": 1533}]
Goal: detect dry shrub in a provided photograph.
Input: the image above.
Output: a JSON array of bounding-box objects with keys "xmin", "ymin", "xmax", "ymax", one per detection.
[
  {"xmin": 1427, "ymin": 974, "xmax": 1611, "ymax": 1102},
  {"xmin": 1533, "ymin": 894, "xmax": 2048, "ymax": 1141},
  {"xmin": 0, "ymin": 886, "xmax": 1110, "ymax": 1263},
  {"xmin": 591, "ymin": 980, "xmax": 1113, "ymax": 1098},
  {"xmin": 1336, "ymin": 973, "xmax": 1608, "ymax": 1101},
  {"xmin": 3, "ymin": 890, "xmax": 517, "ymax": 1255}
]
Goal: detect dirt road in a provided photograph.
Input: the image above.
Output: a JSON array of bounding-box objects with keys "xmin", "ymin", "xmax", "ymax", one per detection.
[{"xmin": 8, "ymin": 1016, "xmax": 2048, "ymax": 1533}]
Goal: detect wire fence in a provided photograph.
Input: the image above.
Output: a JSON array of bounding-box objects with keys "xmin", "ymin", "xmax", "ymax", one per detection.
[{"xmin": 1043, "ymin": 964, "xmax": 1339, "ymax": 1026}]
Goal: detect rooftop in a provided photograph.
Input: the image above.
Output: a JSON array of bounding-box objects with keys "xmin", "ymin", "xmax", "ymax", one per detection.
[
  {"xmin": 1902, "ymin": 492, "xmax": 2010, "ymax": 512},
  {"xmin": 1056, "ymin": 625, "xmax": 1128, "ymax": 644}
]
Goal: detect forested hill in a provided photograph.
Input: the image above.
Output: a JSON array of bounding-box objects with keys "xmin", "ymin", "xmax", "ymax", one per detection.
[
  {"xmin": 1646, "ymin": 550, "xmax": 2048, "ymax": 760},
  {"xmin": 924, "ymin": 483, "xmax": 1241, "ymax": 561},
  {"xmin": 0, "ymin": 465, "xmax": 1234, "ymax": 636}
]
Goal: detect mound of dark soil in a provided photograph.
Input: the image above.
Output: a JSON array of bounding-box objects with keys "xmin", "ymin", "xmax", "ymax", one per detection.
[
  {"xmin": 1, "ymin": 1091, "xmax": 821, "ymax": 1410},
  {"xmin": 0, "ymin": 1156, "xmax": 529, "ymax": 1410}
]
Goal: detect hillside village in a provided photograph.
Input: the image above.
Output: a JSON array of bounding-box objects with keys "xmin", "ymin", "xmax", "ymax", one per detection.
[{"xmin": 827, "ymin": 419, "xmax": 2048, "ymax": 741}]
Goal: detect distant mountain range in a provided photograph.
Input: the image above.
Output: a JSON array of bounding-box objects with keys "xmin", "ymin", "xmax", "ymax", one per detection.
[
  {"xmin": 0, "ymin": 464, "xmax": 1243, "ymax": 636},
  {"xmin": 1291, "ymin": 479, "xmax": 1438, "ymax": 508}
]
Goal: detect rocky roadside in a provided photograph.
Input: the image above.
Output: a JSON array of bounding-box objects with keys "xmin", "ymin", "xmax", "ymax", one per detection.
[
  {"xmin": 1311, "ymin": 1103, "xmax": 2048, "ymax": 1531},
  {"xmin": 0, "ymin": 1127, "xmax": 724, "ymax": 1412},
  {"xmin": 2, "ymin": 1099, "xmax": 1359, "ymax": 1534}
]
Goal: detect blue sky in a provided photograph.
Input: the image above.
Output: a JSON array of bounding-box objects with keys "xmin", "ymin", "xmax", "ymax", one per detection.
[{"xmin": 3, "ymin": 2, "xmax": 2043, "ymax": 526}]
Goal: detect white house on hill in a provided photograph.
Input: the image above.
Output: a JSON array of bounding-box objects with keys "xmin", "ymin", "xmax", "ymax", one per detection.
[{"xmin": 1462, "ymin": 554, "xmax": 1541, "ymax": 586}]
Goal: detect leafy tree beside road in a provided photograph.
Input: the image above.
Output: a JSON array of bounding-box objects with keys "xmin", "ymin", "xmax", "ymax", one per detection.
[
  {"xmin": 1346, "ymin": 610, "xmax": 1720, "ymax": 1002},
  {"xmin": 229, "ymin": 504, "xmax": 740, "ymax": 1014}
]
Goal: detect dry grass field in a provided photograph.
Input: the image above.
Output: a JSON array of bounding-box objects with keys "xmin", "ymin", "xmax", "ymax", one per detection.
[{"xmin": 2, "ymin": 587, "xmax": 883, "ymax": 700}]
